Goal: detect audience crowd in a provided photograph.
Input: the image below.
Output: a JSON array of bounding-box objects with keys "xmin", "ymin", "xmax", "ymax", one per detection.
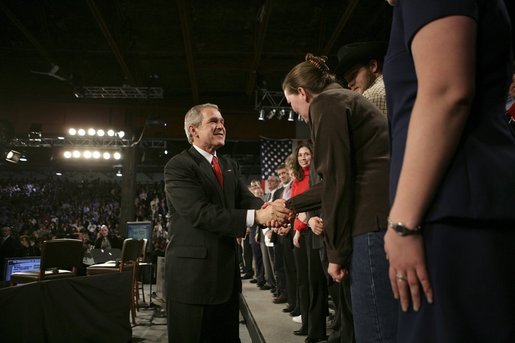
[
  {"xmin": 0, "ymin": 17, "xmax": 513, "ymax": 340},
  {"xmin": 0, "ymin": 178, "xmax": 169, "ymax": 275}
]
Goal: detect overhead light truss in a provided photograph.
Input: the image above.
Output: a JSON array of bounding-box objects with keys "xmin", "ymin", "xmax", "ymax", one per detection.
[
  {"xmin": 11, "ymin": 137, "xmax": 166, "ymax": 149},
  {"xmin": 254, "ymin": 89, "xmax": 297, "ymax": 121},
  {"xmin": 11, "ymin": 136, "xmax": 131, "ymax": 148},
  {"xmin": 74, "ymin": 86, "xmax": 164, "ymax": 99}
]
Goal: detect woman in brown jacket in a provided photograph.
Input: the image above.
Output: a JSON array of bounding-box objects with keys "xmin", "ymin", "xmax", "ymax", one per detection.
[{"xmin": 283, "ymin": 54, "xmax": 397, "ymax": 343}]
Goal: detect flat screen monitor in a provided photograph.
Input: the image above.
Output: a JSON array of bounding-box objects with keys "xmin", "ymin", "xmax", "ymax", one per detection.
[
  {"xmin": 3, "ymin": 256, "xmax": 41, "ymax": 282},
  {"xmin": 126, "ymin": 221, "xmax": 152, "ymax": 243}
]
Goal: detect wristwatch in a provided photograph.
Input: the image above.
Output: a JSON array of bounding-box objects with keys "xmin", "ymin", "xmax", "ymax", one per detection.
[{"xmin": 387, "ymin": 219, "xmax": 422, "ymax": 236}]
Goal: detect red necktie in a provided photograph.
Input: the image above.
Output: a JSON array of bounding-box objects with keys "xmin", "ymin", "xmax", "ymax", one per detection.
[
  {"xmin": 507, "ymin": 102, "xmax": 515, "ymax": 122},
  {"xmin": 211, "ymin": 156, "xmax": 224, "ymax": 187}
]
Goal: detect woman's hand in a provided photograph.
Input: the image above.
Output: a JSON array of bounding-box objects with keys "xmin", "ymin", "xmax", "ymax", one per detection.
[
  {"xmin": 384, "ymin": 229, "xmax": 433, "ymax": 312},
  {"xmin": 308, "ymin": 216, "xmax": 324, "ymax": 235},
  {"xmin": 277, "ymin": 224, "xmax": 291, "ymax": 236},
  {"xmin": 293, "ymin": 230, "xmax": 301, "ymax": 248},
  {"xmin": 328, "ymin": 263, "xmax": 348, "ymax": 283}
]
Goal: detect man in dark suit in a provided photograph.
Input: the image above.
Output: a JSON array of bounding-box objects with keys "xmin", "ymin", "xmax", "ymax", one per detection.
[{"xmin": 164, "ymin": 103, "xmax": 289, "ymax": 342}]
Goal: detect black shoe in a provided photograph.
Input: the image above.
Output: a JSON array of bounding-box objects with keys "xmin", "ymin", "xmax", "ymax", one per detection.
[
  {"xmin": 282, "ymin": 305, "xmax": 294, "ymax": 313},
  {"xmin": 289, "ymin": 308, "xmax": 300, "ymax": 317},
  {"xmin": 273, "ymin": 294, "xmax": 288, "ymax": 304},
  {"xmin": 293, "ymin": 328, "xmax": 308, "ymax": 336},
  {"xmin": 259, "ymin": 285, "xmax": 272, "ymax": 290},
  {"xmin": 305, "ymin": 337, "xmax": 328, "ymax": 343},
  {"xmin": 249, "ymin": 279, "xmax": 258, "ymax": 284},
  {"xmin": 241, "ymin": 273, "xmax": 253, "ymax": 280}
]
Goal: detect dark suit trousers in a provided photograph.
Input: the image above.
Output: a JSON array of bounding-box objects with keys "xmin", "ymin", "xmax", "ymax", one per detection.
[
  {"xmin": 168, "ymin": 287, "xmax": 240, "ymax": 343},
  {"xmin": 272, "ymin": 233, "xmax": 287, "ymax": 296},
  {"xmin": 242, "ymin": 234, "xmax": 253, "ymax": 276},
  {"xmin": 259, "ymin": 230, "xmax": 275, "ymax": 288},
  {"xmin": 306, "ymin": 230, "xmax": 328, "ymax": 339},
  {"xmin": 281, "ymin": 230, "xmax": 297, "ymax": 309},
  {"xmin": 321, "ymin": 245, "xmax": 355, "ymax": 343},
  {"xmin": 294, "ymin": 231, "xmax": 328, "ymax": 338},
  {"xmin": 294, "ymin": 232, "xmax": 309, "ymax": 331},
  {"xmin": 249, "ymin": 226, "xmax": 264, "ymax": 285}
]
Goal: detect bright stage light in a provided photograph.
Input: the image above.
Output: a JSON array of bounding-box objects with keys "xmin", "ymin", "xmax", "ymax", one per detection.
[
  {"xmin": 61, "ymin": 149, "xmax": 122, "ymax": 161},
  {"xmin": 5, "ymin": 150, "xmax": 21, "ymax": 163}
]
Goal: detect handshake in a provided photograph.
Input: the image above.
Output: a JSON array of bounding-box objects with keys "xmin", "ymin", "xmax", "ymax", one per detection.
[
  {"xmin": 254, "ymin": 199, "xmax": 292, "ymax": 227},
  {"xmin": 254, "ymin": 200, "xmax": 326, "ymax": 237}
]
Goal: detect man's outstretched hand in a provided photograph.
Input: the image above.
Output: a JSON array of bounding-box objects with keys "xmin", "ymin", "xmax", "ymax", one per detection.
[{"xmin": 255, "ymin": 199, "xmax": 291, "ymax": 226}]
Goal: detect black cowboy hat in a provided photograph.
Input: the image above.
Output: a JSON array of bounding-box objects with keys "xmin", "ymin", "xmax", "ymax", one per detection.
[{"xmin": 335, "ymin": 41, "xmax": 388, "ymax": 75}]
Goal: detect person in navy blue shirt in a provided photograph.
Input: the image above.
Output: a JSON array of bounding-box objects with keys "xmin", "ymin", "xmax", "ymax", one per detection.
[{"xmin": 383, "ymin": 0, "xmax": 515, "ymax": 342}]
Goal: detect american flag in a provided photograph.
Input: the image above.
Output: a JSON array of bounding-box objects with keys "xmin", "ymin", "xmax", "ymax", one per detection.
[{"xmin": 259, "ymin": 138, "xmax": 292, "ymax": 179}]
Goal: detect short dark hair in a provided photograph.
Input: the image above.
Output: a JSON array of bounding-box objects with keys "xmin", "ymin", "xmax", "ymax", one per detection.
[{"xmin": 275, "ymin": 163, "xmax": 286, "ymax": 173}]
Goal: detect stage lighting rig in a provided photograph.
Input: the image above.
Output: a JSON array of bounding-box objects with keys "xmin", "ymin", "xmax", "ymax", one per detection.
[{"xmin": 254, "ymin": 89, "xmax": 296, "ymax": 122}]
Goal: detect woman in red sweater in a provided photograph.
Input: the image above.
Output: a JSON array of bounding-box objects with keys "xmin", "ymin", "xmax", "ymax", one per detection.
[{"xmin": 289, "ymin": 143, "xmax": 328, "ymax": 342}]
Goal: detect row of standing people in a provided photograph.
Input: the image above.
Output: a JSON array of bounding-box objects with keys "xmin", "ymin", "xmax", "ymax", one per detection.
[
  {"xmin": 243, "ymin": 7, "xmax": 515, "ymax": 341},
  {"xmin": 238, "ymin": 37, "xmax": 392, "ymax": 343},
  {"xmin": 163, "ymin": 1, "xmax": 515, "ymax": 341},
  {"xmin": 242, "ymin": 147, "xmax": 349, "ymax": 343},
  {"xmin": 276, "ymin": 1, "xmax": 515, "ymax": 342}
]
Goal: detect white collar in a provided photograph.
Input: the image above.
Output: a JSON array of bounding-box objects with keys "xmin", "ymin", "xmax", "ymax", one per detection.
[{"xmin": 192, "ymin": 144, "xmax": 217, "ymax": 163}]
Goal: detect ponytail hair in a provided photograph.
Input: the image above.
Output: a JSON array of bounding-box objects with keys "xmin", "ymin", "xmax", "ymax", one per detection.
[{"xmin": 282, "ymin": 53, "xmax": 335, "ymax": 95}]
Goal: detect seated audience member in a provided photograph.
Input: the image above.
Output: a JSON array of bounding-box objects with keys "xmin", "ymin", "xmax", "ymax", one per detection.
[
  {"xmin": 19, "ymin": 235, "xmax": 41, "ymax": 256},
  {"xmin": 94, "ymin": 225, "xmax": 113, "ymax": 249}
]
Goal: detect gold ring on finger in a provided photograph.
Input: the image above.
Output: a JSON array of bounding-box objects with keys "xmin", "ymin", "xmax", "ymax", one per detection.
[{"xmin": 396, "ymin": 273, "xmax": 407, "ymax": 282}]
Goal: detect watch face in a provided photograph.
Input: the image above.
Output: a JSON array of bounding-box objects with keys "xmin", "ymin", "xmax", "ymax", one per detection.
[
  {"xmin": 394, "ymin": 224, "xmax": 420, "ymax": 236},
  {"xmin": 398, "ymin": 227, "xmax": 409, "ymax": 236},
  {"xmin": 388, "ymin": 220, "xmax": 422, "ymax": 236},
  {"xmin": 393, "ymin": 225, "xmax": 407, "ymax": 236}
]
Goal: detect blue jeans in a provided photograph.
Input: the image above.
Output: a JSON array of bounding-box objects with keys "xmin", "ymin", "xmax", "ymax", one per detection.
[{"xmin": 350, "ymin": 230, "xmax": 397, "ymax": 343}]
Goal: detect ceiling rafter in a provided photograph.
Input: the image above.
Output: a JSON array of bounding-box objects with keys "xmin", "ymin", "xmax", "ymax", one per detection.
[
  {"xmin": 245, "ymin": 0, "xmax": 272, "ymax": 97},
  {"xmin": 0, "ymin": 2, "xmax": 55, "ymax": 65},
  {"xmin": 176, "ymin": 0, "xmax": 199, "ymax": 103},
  {"xmin": 321, "ymin": 0, "xmax": 360, "ymax": 56},
  {"xmin": 86, "ymin": 0, "xmax": 135, "ymax": 84}
]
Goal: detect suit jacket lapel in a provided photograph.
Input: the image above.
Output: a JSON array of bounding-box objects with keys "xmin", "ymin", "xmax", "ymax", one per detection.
[
  {"xmin": 218, "ymin": 156, "xmax": 234, "ymax": 206},
  {"xmin": 188, "ymin": 147, "xmax": 225, "ymax": 200}
]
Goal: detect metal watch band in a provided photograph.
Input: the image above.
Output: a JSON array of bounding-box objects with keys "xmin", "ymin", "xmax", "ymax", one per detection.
[{"xmin": 387, "ymin": 219, "xmax": 422, "ymax": 236}]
